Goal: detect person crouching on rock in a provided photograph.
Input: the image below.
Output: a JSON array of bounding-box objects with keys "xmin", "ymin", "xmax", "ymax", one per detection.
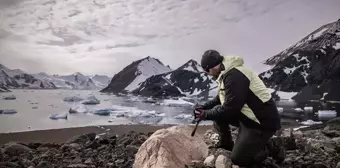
[{"xmin": 194, "ymin": 50, "xmax": 285, "ymax": 167}]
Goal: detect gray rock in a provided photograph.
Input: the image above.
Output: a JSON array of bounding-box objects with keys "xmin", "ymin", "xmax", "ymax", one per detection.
[
  {"xmin": 336, "ymin": 162, "xmax": 340, "ymax": 168},
  {"xmin": 36, "ymin": 161, "xmax": 50, "ymax": 168},
  {"xmin": 84, "ymin": 158, "xmax": 93, "ymax": 164},
  {"xmin": 3, "ymin": 142, "xmax": 31, "ymax": 156},
  {"xmin": 215, "ymin": 155, "xmax": 231, "ymax": 168},
  {"xmin": 67, "ymin": 164, "xmax": 88, "ymax": 168},
  {"xmin": 66, "ymin": 133, "xmax": 96, "ymax": 144},
  {"xmin": 203, "ymin": 155, "xmax": 215, "ymax": 167},
  {"xmin": 126, "ymin": 145, "xmax": 139, "ymax": 154}
]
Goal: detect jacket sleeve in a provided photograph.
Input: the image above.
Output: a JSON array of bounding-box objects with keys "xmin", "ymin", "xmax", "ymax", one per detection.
[
  {"xmin": 202, "ymin": 95, "xmax": 220, "ymax": 110},
  {"xmin": 204, "ymin": 69, "xmax": 250, "ymax": 120}
]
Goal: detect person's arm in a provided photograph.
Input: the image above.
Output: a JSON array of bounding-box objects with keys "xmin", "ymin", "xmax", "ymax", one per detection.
[
  {"xmin": 201, "ymin": 94, "xmax": 220, "ymax": 110},
  {"xmin": 204, "ymin": 69, "xmax": 250, "ymax": 120}
]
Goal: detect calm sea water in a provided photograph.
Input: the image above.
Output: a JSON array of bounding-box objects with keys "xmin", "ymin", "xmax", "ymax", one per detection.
[{"xmin": 0, "ymin": 89, "xmax": 338, "ymax": 133}]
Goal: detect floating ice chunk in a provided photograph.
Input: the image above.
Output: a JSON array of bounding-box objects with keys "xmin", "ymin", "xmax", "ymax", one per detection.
[
  {"xmin": 92, "ymin": 108, "xmax": 114, "ymax": 116},
  {"xmin": 82, "ymin": 95, "xmax": 100, "ymax": 105},
  {"xmin": 69, "ymin": 105, "xmax": 88, "ymax": 113},
  {"xmin": 304, "ymin": 107, "xmax": 313, "ymax": 111},
  {"xmin": 156, "ymin": 113, "xmax": 166, "ymax": 117},
  {"xmin": 0, "ymin": 109, "xmax": 17, "ymax": 114},
  {"xmin": 161, "ymin": 98, "xmax": 194, "ymax": 107},
  {"xmin": 3, "ymin": 95, "xmax": 16, "ymax": 100},
  {"xmin": 301, "ymin": 120, "xmax": 322, "ymax": 126},
  {"xmin": 317, "ymin": 110, "xmax": 337, "ymax": 120},
  {"xmin": 128, "ymin": 97, "xmax": 140, "ymax": 102},
  {"xmin": 294, "ymin": 108, "xmax": 304, "ymax": 112},
  {"xmin": 174, "ymin": 114, "xmax": 193, "ymax": 120},
  {"xmin": 49, "ymin": 113, "xmax": 68, "ymax": 120},
  {"xmin": 293, "ymin": 126, "xmax": 309, "ymax": 131},
  {"xmin": 63, "ymin": 96, "xmax": 84, "ymax": 102}
]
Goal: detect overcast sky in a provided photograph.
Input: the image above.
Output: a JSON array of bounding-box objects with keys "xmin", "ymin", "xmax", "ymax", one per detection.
[{"xmin": 0, "ymin": 0, "xmax": 339, "ymax": 76}]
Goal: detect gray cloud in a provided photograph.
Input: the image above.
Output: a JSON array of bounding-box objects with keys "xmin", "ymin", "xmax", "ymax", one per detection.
[{"xmin": 0, "ymin": 0, "xmax": 339, "ymax": 76}]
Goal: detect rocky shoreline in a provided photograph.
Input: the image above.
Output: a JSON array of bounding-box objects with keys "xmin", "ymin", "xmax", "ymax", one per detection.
[{"xmin": 1, "ymin": 118, "xmax": 340, "ymax": 168}]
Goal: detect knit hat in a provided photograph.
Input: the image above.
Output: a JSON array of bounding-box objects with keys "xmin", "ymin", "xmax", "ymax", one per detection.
[{"xmin": 201, "ymin": 50, "xmax": 223, "ymax": 72}]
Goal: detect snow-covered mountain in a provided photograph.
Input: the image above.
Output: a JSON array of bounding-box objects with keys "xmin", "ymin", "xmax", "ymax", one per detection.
[
  {"xmin": 0, "ymin": 64, "xmax": 56, "ymax": 89},
  {"xmin": 177, "ymin": 59, "xmax": 204, "ymax": 72},
  {"xmin": 101, "ymin": 56, "xmax": 172, "ymax": 93},
  {"xmin": 0, "ymin": 83, "xmax": 10, "ymax": 92},
  {"xmin": 36, "ymin": 72, "xmax": 110, "ymax": 89},
  {"xmin": 259, "ymin": 18, "xmax": 340, "ymax": 102},
  {"xmin": 132, "ymin": 59, "xmax": 216, "ymax": 98},
  {"xmin": 88, "ymin": 75, "xmax": 111, "ymax": 88},
  {"xmin": 57, "ymin": 72, "xmax": 97, "ymax": 90},
  {"xmin": 34, "ymin": 72, "xmax": 73, "ymax": 89}
]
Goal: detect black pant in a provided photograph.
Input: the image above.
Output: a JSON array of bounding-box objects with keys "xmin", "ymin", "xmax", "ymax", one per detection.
[{"xmin": 214, "ymin": 121, "xmax": 275, "ymax": 167}]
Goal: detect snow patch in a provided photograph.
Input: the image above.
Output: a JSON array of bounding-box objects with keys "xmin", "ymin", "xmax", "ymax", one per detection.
[
  {"xmin": 283, "ymin": 66, "xmax": 298, "ymax": 75},
  {"xmin": 262, "ymin": 71, "xmax": 273, "ymax": 79},
  {"xmin": 125, "ymin": 58, "xmax": 171, "ymax": 91}
]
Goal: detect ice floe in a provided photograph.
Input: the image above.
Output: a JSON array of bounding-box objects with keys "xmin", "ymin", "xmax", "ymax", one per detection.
[
  {"xmin": 82, "ymin": 95, "xmax": 100, "ymax": 105},
  {"xmin": 63, "ymin": 96, "xmax": 84, "ymax": 102},
  {"xmin": 49, "ymin": 112, "xmax": 68, "ymax": 120},
  {"xmin": 0, "ymin": 109, "xmax": 17, "ymax": 114},
  {"xmin": 3, "ymin": 95, "xmax": 16, "ymax": 100}
]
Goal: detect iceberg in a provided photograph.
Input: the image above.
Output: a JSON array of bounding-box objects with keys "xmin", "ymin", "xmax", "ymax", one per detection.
[
  {"xmin": 92, "ymin": 108, "xmax": 114, "ymax": 116},
  {"xmin": 82, "ymin": 95, "xmax": 100, "ymax": 105},
  {"xmin": 49, "ymin": 112, "xmax": 68, "ymax": 120},
  {"xmin": 3, "ymin": 95, "xmax": 16, "ymax": 100},
  {"xmin": 69, "ymin": 105, "xmax": 88, "ymax": 113},
  {"xmin": 0, "ymin": 109, "xmax": 17, "ymax": 114},
  {"xmin": 63, "ymin": 96, "xmax": 84, "ymax": 102}
]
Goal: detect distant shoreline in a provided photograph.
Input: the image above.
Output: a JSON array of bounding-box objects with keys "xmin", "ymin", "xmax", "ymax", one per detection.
[{"xmin": 0, "ymin": 124, "xmax": 213, "ymax": 145}]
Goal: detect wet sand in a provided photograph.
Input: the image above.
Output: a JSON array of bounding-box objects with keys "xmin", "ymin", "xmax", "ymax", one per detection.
[{"xmin": 0, "ymin": 124, "xmax": 213, "ymax": 144}]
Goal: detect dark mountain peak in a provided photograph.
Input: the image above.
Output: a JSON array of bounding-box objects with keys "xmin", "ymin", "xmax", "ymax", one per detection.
[
  {"xmin": 177, "ymin": 59, "xmax": 203, "ymax": 72},
  {"xmin": 101, "ymin": 56, "xmax": 171, "ymax": 93},
  {"xmin": 264, "ymin": 19, "xmax": 340, "ymax": 66},
  {"xmin": 259, "ymin": 19, "xmax": 340, "ymax": 102}
]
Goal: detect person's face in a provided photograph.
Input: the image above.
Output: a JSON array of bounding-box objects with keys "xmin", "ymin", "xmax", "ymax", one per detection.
[{"xmin": 206, "ymin": 64, "xmax": 221, "ymax": 78}]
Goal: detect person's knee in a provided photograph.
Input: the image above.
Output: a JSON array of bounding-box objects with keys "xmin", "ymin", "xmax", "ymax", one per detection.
[{"xmin": 230, "ymin": 152, "xmax": 253, "ymax": 166}]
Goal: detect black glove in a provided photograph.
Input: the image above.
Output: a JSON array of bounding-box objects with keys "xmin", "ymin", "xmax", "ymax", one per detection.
[
  {"xmin": 194, "ymin": 104, "xmax": 205, "ymax": 111},
  {"xmin": 193, "ymin": 104, "xmax": 204, "ymax": 121}
]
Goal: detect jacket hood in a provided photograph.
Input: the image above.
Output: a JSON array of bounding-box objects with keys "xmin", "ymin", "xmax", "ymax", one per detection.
[
  {"xmin": 216, "ymin": 56, "xmax": 244, "ymax": 81},
  {"xmin": 222, "ymin": 56, "xmax": 244, "ymax": 72}
]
